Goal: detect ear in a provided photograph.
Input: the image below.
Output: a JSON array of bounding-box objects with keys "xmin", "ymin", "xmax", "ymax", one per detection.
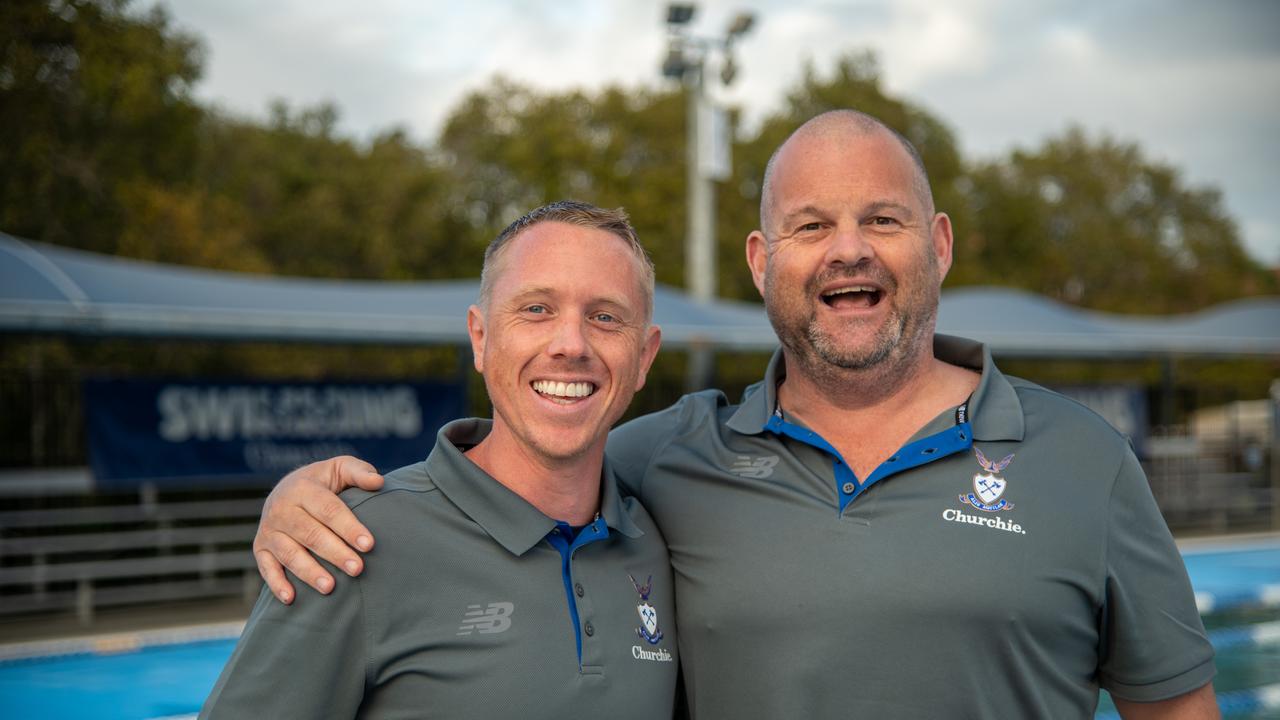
[
  {"xmin": 632, "ymin": 324, "xmax": 663, "ymax": 392},
  {"xmin": 745, "ymin": 230, "xmax": 770, "ymax": 298},
  {"xmin": 930, "ymin": 212, "xmax": 954, "ymax": 282},
  {"xmin": 466, "ymin": 305, "xmax": 486, "ymax": 373}
]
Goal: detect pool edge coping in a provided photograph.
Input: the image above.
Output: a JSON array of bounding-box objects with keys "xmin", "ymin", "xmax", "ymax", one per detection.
[{"xmin": 0, "ymin": 620, "xmax": 244, "ymax": 663}]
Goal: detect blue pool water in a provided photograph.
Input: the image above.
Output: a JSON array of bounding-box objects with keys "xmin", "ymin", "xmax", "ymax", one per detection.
[
  {"xmin": 0, "ymin": 637, "xmax": 235, "ymax": 719},
  {"xmin": 2, "ymin": 540, "xmax": 1278, "ymax": 719},
  {"xmin": 1183, "ymin": 542, "xmax": 1280, "ymax": 614}
]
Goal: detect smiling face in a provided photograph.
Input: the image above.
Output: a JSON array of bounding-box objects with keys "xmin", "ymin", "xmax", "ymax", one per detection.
[
  {"xmin": 747, "ymin": 122, "xmax": 953, "ymax": 380},
  {"xmin": 468, "ymin": 220, "xmax": 661, "ymax": 466}
]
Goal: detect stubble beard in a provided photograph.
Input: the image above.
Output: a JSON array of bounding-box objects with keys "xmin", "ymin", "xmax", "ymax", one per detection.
[{"xmin": 765, "ymin": 257, "xmax": 940, "ymax": 386}]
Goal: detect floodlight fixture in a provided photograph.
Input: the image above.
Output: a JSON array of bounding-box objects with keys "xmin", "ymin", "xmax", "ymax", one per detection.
[
  {"xmin": 662, "ymin": 45, "xmax": 688, "ymax": 79},
  {"xmin": 727, "ymin": 12, "xmax": 755, "ymax": 38},
  {"xmin": 667, "ymin": 3, "xmax": 696, "ymax": 26}
]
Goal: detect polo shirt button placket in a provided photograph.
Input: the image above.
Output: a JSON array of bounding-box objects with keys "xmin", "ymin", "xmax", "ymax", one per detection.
[
  {"xmin": 841, "ymin": 481, "xmax": 856, "ymax": 495},
  {"xmin": 583, "ymin": 621, "xmax": 594, "ymax": 637},
  {"xmin": 575, "ymin": 582, "xmax": 585, "ymax": 598}
]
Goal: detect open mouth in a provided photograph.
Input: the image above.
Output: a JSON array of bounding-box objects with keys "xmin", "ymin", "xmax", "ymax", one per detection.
[
  {"xmin": 531, "ymin": 380, "xmax": 597, "ymax": 405},
  {"xmin": 821, "ymin": 285, "xmax": 883, "ymax": 309}
]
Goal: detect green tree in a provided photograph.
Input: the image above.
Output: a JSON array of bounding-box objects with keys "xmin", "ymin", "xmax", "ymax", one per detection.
[
  {"xmin": 437, "ymin": 78, "xmax": 688, "ymax": 285},
  {"xmin": 961, "ymin": 127, "xmax": 1276, "ymax": 312},
  {"xmin": 191, "ymin": 103, "xmax": 455, "ymax": 280},
  {"xmin": 0, "ymin": 0, "xmax": 203, "ymax": 253}
]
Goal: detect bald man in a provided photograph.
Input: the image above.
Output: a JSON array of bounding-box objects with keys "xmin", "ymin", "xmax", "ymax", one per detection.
[{"xmin": 252, "ymin": 111, "xmax": 1217, "ymax": 719}]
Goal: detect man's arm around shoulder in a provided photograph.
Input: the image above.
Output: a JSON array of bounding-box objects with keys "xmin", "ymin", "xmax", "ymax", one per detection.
[{"xmin": 254, "ymin": 456, "xmax": 385, "ymax": 603}]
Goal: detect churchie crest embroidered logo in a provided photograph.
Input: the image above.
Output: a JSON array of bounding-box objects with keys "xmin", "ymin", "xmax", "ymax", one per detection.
[
  {"xmin": 629, "ymin": 574, "xmax": 664, "ymax": 645},
  {"xmin": 960, "ymin": 447, "xmax": 1016, "ymax": 512}
]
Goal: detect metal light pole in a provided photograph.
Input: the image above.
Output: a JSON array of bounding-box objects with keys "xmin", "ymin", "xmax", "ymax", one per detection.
[
  {"xmin": 662, "ymin": 4, "xmax": 754, "ymax": 303},
  {"xmin": 662, "ymin": 4, "xmax": 755, "ymax": 389}
]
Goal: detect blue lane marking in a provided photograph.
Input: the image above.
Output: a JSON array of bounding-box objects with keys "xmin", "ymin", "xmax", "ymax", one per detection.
[
  {"xmin": 1183, "ymin": 542, "xmax": 1280, "ymax": 613},
  {"xmin": 1208, "ymin": 621, "xmax": 1280, "ymax": 651}
]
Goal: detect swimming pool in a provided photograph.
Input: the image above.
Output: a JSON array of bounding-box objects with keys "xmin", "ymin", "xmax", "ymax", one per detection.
[
  {"xmin": 2, "ymin": 541, "xmax": 1278, "ymax": 719},
  {"xmin": 0, "ymin": 625, "xmax": 238, "ymax": 720},
  {"xmin": 1096, "ymin": 538, "xmax": 1280, "ymax": 719}
]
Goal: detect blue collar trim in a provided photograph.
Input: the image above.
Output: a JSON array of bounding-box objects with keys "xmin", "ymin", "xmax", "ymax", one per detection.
[
  {"xmin": 764, "ymin": 413, "xmax": 974, "ymax": 514},
  {"xmin": 545, "ymin": 517, "xmax": 609, "ymax": 666}
]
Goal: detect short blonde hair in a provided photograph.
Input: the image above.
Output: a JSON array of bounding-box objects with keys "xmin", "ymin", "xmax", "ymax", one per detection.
[{"xmin": 479, "ymin": 200, "xmax": 656, "ymax": 321}]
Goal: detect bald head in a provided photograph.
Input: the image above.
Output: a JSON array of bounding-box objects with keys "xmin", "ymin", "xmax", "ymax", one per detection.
[{"xmin": 760, "ymin": 110, "xmax": 934, "ymax": 233}]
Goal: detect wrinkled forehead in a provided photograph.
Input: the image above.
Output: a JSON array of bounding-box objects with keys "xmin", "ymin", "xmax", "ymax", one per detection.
[{"xmin": 490, "ymin": 224, "xmax": 652, "ymax": 311}]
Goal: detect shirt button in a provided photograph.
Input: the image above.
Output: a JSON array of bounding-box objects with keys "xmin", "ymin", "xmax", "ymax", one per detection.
[
  {"xmin": 574, "ymin": 583, "xmax": 585, "ymax": 597},
  {"xmin": 841, "ymin": 482, "xmax": 856, "ymax": 494},
  {"xmin": 584, "ymin": 622, "xmax": 595, "ymax": 636}
]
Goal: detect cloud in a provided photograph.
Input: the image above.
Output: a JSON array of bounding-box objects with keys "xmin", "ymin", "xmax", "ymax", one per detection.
[
  {"xmin": 1242, "ymin": 221, "xmax": 1280, "ymax": 265},
  {"xmin": 159, "ymin": 0, "xmax": 1280, "ymax": 264}
]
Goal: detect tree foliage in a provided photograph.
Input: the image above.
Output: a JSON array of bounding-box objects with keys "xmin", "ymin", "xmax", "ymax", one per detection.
[
  {"xmin": 960, "ymin": 128, "xmax": 1276, "ymax": 311},
  {"xmin": 0, "ymin": 0, "xmax": 203, "ymax": 252},
  {"xmin": 1, "ymin": 0, "xmax": 1271, "ymax": 314},
  {"xmin": 438, "ymin": 80, "xmax": 688, "ymax": 286},
  {"xmin": 2, "ymin": 0, "xmax": 1275, "ymax": 462}
]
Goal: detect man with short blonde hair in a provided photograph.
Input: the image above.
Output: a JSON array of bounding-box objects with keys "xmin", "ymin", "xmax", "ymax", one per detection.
[{"xmin": 203, "ymin": 201, "xmax": 676, "ymax": 718}]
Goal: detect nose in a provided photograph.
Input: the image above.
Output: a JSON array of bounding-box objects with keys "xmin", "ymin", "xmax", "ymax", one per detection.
[
  {"xmin": 824, "ymin": 222, "xmax": 874, "ymax": 267},
  {"xmin": 546, "ymin": 316, "xmax": 590, "ymax": 360}
]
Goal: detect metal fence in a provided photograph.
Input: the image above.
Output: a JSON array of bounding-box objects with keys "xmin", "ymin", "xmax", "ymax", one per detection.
[{"xmin": 1146, "ymin": 425, "xmax": 1277, "ymax": 535}]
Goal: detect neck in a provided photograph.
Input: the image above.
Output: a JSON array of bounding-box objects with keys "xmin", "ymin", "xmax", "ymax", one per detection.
[
  {"xmin": 464, "ymin": 425, "xmax": 603, "ymax": 526},
  {"xmin": 776, "ymin": 338, "xmax": 977, "ymax": 438}
]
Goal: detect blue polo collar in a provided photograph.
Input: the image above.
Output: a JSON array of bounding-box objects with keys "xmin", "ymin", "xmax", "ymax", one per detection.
[{"xmin": 725, "ymin": 334, "xmax": 1024, "ymax": 444}]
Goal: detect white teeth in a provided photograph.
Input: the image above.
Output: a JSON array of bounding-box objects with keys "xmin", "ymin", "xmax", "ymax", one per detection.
[
  {"xmin": 533, "ymin": 380, "xmax": 595, "ymax": 398},
  {"xmin": 825, "ymin": 285, "xmax": 876, "ymax": 296}
]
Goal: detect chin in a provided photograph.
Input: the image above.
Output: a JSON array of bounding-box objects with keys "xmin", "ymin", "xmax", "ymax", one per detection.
[{"xmin": 534, "ymin": 435, "xmax": 601, "ymax": 463}]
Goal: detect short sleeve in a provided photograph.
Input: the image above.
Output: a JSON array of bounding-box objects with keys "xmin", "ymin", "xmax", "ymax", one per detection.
[
  {"xmin": 199, "ymin": 561, "xmax": 367, "ymax": 718},
  {"xmin": 607, "ymin": 404, "xmax": 684, "ymax": 498},
  {"xmin": 1098, "ymin": 450, "xmax": 1216, "ymax": 701}
]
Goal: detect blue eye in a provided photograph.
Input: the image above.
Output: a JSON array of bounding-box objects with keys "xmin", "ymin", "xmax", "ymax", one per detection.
[
  {"xmin": 526, "ymin": 305, "xmax": 547, "ymax": 314},
  {"xmin": 593, "ymin": 313, "xmax": 616, "ymax": 323}
]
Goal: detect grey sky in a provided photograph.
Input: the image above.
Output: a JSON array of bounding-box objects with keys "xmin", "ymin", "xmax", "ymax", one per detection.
[{"xmin": 162, "ymin": 0, "xmax": 1280, "ymax": 265}]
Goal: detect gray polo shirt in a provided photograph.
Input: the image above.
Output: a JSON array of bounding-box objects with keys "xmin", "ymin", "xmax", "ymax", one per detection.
[
  {"xmin": 202, "ymin": 419, "xmax": 678, "ymax": 719},
  {"xmin": 607, "ymin": 335, "xmax": 1213, "ymax": 719}
]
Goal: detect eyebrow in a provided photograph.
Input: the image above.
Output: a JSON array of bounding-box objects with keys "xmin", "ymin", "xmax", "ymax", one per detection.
[
  {"xmin": 863, "ymin": 200, "xmax": 917, "ymax": 219},
  {"xmin": 507, "ymin": 286, "xmax": 636, "ymax": 313},
  {"xmin": 777, "ymin": 205, "xmax": 827, "ymax": 228},
  {"xmin": 777, "ymin": 200, "xmax": 918, "ymax": 228}
]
